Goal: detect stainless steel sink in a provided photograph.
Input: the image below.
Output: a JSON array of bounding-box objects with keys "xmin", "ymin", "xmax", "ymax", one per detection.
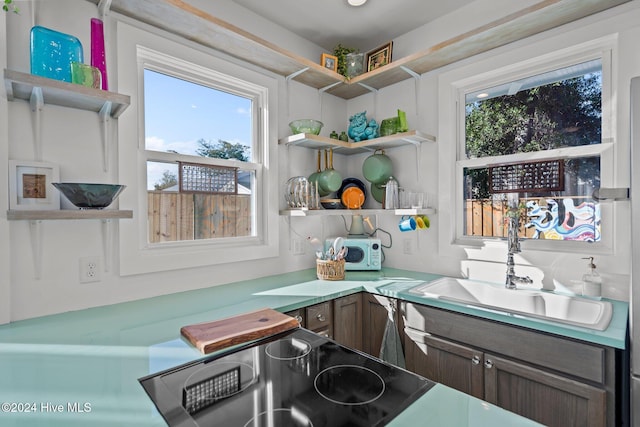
[{"xmin": 408, "ymin": 277, "xmax": 613, "ymax": 331}]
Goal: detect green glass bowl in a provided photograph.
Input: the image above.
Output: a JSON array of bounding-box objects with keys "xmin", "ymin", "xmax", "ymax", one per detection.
[{"xmin": 289, "ymin": 119, "xmax": 323, "ymax": 135}]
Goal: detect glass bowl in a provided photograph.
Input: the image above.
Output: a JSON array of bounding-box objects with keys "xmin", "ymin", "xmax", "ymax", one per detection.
[
  {"xmin": 52, "ymin": 183, "xmax": 126, "ymax": 209},
  {"xmin": 289, "ymin": 119, "xmax": 323, "ymax": 135}
]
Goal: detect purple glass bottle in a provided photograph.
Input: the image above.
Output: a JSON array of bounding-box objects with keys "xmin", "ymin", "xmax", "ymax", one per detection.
[{"xmin": 90, "ymin": 18, "xmax": 108, "ymax": 90}]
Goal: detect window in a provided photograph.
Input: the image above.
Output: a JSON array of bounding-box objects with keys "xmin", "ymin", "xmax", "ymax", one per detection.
[
  {"xmin": 116, "ymin": 22, "xmax": 278, "ymax": 275},
  {"xmin": 143, "ymin": 69, "xmax": 256, "ymax": 244},
  {"xmin": 456, "ymin": 56, "xmax": 610, "ymax": 246}
]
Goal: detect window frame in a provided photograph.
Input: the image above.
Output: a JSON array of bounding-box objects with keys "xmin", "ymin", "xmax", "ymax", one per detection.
[
  {"xmin": 141, "ymin": 51, "xmax": 263, "ymax": 246},
  {"xmin": 442, "ymin": 38, "xmax": 616, "ymax": 254},
  {"xmin": 116, "ymin": 21, "xmax": 279, "ymax": 276}
]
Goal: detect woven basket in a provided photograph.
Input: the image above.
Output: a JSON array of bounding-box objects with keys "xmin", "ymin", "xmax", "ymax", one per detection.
[{"xmin": 316, "ymin": 258, "xmax": 345, "ymax": 281}]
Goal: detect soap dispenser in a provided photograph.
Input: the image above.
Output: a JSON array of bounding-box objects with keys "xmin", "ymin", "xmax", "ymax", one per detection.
[{"xmin": 581, "ymin": 257, "xmax": 602, "ymax": 299}]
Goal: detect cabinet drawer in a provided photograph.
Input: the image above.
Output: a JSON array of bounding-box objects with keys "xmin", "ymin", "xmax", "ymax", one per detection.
[
  {"xmin": 402, "ymin": 302, "xmax": 607, "ymax": 384},
  {"xmin": 306, "ymin": 302, "xmax": 333, "ymax": 331}
]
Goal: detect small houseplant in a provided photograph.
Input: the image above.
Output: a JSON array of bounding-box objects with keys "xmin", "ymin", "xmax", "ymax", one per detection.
[
  {"xmin": 3, "ymin": 0, "xmax": 19, "ymax": 13},
  {"xmin": 333, "ymin": 44, "xmax": 358, "ymax": 78}
]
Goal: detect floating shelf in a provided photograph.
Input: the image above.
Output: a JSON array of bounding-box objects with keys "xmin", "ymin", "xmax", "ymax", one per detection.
[
  {"xmin": 6, "ymin": 210, "xmax": 133, "ymax": 221},
  {"xmin": 4, "ymin": 69, "xmax": 131, "ymax": 171},
  {"xmin": 279, "ymin": 130, "xmax": 435, "ymax": 155},
  {"xmin": 7, "ymin": 209, "xmax": 133, "ymax": 279},
  {"xmin": 4, "ymin": 69, "xmax": 130, "ymax": 117},
  {"xmin": 279, "ymin": 208, "xmax": 436, "ymax": 217},
  {"xmin": 88, "ymin": 0, "xmax": 630, "ymax": 99}
]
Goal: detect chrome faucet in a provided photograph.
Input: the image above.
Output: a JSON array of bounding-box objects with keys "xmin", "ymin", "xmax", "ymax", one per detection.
[{"xmin": 505, "ymin": 197, "xmax": 533, "ymax": 289}]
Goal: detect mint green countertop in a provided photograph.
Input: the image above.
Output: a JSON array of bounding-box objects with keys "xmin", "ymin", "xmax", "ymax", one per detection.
[{"xmin": 0, "ymin": 268, "xmax": 627, "ymax": 426}]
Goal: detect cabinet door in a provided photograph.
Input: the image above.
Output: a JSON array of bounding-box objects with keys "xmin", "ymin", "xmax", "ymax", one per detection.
[
  {"xmin": 362, "ymin": 294, "xmax": 400, "ymax": 357},
  {"xmin": 484, "ymin": 353, "xmax": 606, "ymax": 427},
  {"xmin": 404, "ymin": 328, "xmax": 484, "ymax": 399},
  {"xmin": 306, "ymin": 301, "xmax": 333, "ymax": 338},
  {"xmin": 333, "ymin": 294, "xmax": 363, "ymax": 351}
]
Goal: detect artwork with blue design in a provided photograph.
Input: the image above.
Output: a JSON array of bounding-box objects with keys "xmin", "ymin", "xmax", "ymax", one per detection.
[{"xmin": 525, "ymin": 198, "xmax": 601, "ymax": 242}]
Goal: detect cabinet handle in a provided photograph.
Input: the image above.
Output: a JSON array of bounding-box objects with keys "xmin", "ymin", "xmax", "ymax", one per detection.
[
  {"xmin": 484, "ymin": 359, "xmax": 494, "ymax": 369},
  {"xmin": 294, "ymin": 315, "xmax": 303, "ymax": 324},
  {"xmin": 316, "ymin": 314, "xmax": 326, "ymax": 322},
  {"xmin": 471, "ymin": 355, "xmax": 481, "ymax": 365}
]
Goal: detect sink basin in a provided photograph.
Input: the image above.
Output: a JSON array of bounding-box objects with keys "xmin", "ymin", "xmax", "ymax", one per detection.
[{"xmin": 408, "ymin": 277, "xmax": 613, "ymax": 331}]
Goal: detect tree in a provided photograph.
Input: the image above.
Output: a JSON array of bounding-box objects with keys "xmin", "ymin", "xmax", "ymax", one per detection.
[
  {"xmin": 196, "ymin": 138, "xmax": 250, "ymax": 161},
  {"xmin": 465, "ymin": 72, "xmax": 601, "ymax": 199},
  {"xmin": 154, "ymin": 170, "xmax": 177, "ymax": 190}
]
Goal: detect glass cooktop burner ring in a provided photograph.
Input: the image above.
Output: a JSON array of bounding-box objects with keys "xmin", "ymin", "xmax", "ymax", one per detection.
[
  {"xmin": 264, "ymin": 337, "xmax": 312, "ymax": 361},
  {"xmin": 243, "ymin": 408, "xmax": 314, "ymax": 427},
  {"xmin": 314, "ymin": 364, "xmax": 386, "ymax": 406}
]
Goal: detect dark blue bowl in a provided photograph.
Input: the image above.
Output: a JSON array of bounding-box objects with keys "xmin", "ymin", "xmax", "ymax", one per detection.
[{"xmin": 52, "ymin": 183, "xmax": 126, "ymax": 209}]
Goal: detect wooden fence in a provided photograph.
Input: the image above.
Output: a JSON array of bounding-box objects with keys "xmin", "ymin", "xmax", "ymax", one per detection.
[
  {"xmin": 148, "ymin": 192, "xmax": 251, "ymax": 243},
  {"xmin": 465, "ymin": 198, "xmax": 536, "ymax": 238}
]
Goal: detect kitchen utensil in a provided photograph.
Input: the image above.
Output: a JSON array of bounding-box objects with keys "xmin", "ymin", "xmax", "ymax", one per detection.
[
  {"xmin": 399, "ymin": 215, "xmax": 416, "ymax": 232},
  {"xmin": 289, "ymin": 119, "xmax": 323, "ymax": 135},
  {"xmin": 341, "ymin": 186, "xmax": 365, "ymax": 209},
  {"xmin": 320, "ymin": 198, "xmax": 343, "ymax": 209},
  {"xmin": 332, "ymin": 236, "xmax": 344, "ymax": 259},
  {"xmin": 371, "ymin": 182, "xmax": 385, "ymax": 203},
  {"xmin": 337, "ymin": 177, "xmax": 367, "ymax": 201},
  {"xmin": 348, "ymin": 214, "xmax": 365, "ymax": 235},
  {"xmin": 318, "ymin": 149, "xmax": 342, "ymax": 194},
  {"xmin": 383, "ymin": 176, "xmax": 399, "ymax": 209},
  {"xmin": 362, "ymin": 149, "xmax": 393, "ymax": 184},
  {"xmin": 52, "ymin": 183, "xmax": 125, "ymax": 209},
  {"xmin": 180, "ymin": 308, "xmax": 300, "ymax": 354},
  {"xmin": 284, "ymin": 176, "xmax": 309, "ymax": 208},
  {"xmin": 309, "ymin": 150, "xmax": 330, "ymax": 197}
]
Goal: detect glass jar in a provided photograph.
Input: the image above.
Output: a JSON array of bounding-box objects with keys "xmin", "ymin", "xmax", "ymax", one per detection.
[{"xmin": 345, "ymin": 53, "xmax": 364, "ymax": 78}]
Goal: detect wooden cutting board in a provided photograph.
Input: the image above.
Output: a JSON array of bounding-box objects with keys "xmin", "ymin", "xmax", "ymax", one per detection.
[{"xmin": 180, "ymin": 308, "xmax": 300, "ymax": 354}]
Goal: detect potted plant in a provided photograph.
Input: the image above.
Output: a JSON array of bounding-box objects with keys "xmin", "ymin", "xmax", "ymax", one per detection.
[{"xmin": 333, "ymin": 44, "xmax": 358, "ymax": 78}]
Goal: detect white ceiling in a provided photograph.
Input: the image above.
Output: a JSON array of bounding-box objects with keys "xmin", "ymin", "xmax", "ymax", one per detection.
[{"xmin": 231, "ymin": 0, "xmax": 476, "ymax": 53}]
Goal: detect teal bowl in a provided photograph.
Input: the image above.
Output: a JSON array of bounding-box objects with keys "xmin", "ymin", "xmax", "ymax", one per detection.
[{"xmin": 53, "ymin": 183, "xmax": 126, "ymax": 209}]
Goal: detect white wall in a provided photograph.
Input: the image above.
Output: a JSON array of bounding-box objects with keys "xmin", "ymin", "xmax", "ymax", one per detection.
[{"xmin": 1, "ymin": 0, "xmax": 637, "ymax": 322}]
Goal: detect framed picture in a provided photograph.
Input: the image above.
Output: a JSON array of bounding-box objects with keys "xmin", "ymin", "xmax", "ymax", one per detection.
[
  {"xmin": 321, "ymin": 53, "xmax": 338, "ymax": 73},
  {"xmin": 9, "ymin": 160, "xmax": 60, "ymax": 210},
  {"xmin": 366, "ymin": 41, "xmax": 393, "ymax": 72}
]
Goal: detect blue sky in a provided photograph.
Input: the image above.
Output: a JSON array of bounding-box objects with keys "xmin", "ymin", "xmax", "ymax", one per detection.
[{"xmin": 143, "ymin": 69, "xmax": 252, "ymax": 188}]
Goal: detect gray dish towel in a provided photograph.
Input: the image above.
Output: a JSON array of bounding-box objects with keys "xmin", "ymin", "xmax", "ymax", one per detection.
[{"xmin": 379, "ymin": 304, "xmax": 406, "ymax": 368}]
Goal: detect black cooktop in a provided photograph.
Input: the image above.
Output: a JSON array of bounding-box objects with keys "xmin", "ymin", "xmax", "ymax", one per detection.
[{"xmin": 139, "ymin": 327, "xmax": 435, "ymax": 426}]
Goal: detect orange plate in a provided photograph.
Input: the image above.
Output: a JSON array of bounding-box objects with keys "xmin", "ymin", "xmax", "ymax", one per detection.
[{"xmin": 341, "ymin": 186, "xmax": 365, "ymax": 209}]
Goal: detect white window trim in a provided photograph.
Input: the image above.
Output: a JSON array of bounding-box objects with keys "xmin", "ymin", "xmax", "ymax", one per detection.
[
  {"xmin": 116, "ymin": 21, "xmax": 279, "ymax": 275},
  {"xmin": 438, "ymin": 35, "xmax": 617, "ymax": 256}
]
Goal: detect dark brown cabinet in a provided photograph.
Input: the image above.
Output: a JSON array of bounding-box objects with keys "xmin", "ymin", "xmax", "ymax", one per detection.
[
  {"xmin": 485, "ymin": 353, "xmax": 606, "ymax": 427},
  {"xmin": 362, "ymin": 293, "xmax": 402, "ymax": 358},
  {"xmin": 404, "ymin": 329, "xmax": 484, "ymax": 399},
  {"xmin": 333, "ymin": 293, "xmax": 363, "ymax": 351},
  {"xmin": 402, "ymin": 302, "xmax": 614, "ymax": 427},
  {"xmin": 285, "ymin": 294, "xmax": 363, "ymax": 350}
]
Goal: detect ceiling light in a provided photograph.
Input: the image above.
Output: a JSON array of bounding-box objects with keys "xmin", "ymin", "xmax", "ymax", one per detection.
[
  {"xmin": 476, "ymin": 93, "xmax": 489, "ymax": 99},
  {"xmin": 347, "ymin": 0, "xmax": 367, "ymax": 6}
]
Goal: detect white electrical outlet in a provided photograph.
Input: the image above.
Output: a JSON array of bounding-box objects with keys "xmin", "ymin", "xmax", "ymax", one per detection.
[
  {"xmin": 403, "ymin": 238, "xmax": 413, "ymax": 255},
  {"xmin": 292, "ymin": 238, "xmax": 305, "ymax": 256},
  {"xmin": 79, "ymin": 256, "xmax": 102, "ymax": 283}
]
